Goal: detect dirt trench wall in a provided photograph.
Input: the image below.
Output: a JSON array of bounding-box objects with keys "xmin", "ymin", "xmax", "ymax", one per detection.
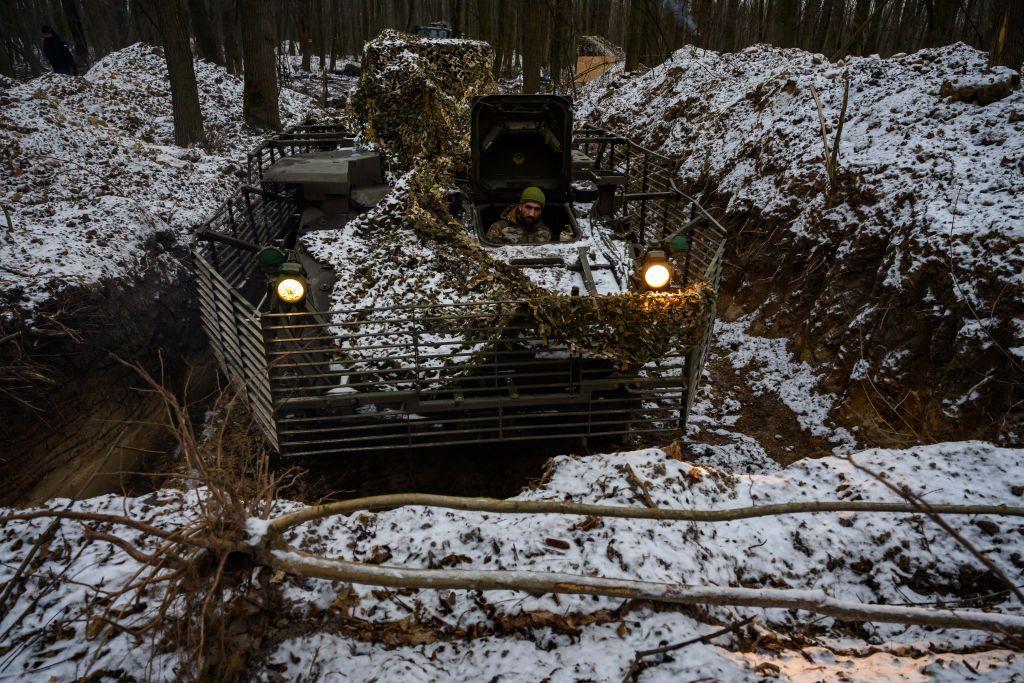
[
  {"xmin": 578, "ymin": 43, "xmax": 1023, "ymax": 447},
  {"xmin": 708, "ymin": 195, "xmax": 1022, "ymax": 447},
  {"xmin": 0, "ymin": 235, "xmax": 210, "ymax": 504}
]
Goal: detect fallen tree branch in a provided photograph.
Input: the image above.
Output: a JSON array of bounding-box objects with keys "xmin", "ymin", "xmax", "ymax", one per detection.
[
  {"xmin": 263, "ymin": 546, "xmax": 1024, "ymax": 635},
  {"xmin": 624, "ymin": 616, "xmax": 757, "ymax": 682},
  {"xmin": 266, "ymin": 492, "xmax": 1024, "ymax": 535},
  {"xmin": 847, "ymin": 455, "xmax": 1024, "ymax": 606}
]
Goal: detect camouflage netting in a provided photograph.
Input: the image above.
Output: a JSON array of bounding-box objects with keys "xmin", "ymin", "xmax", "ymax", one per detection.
[
  {"xmin": 309, "ymin": 30, "xmax": 713, "ymax": 372},
  {"xmin": 348, "ymin": 30, "xmax": 497, "ymax": 171},
  {"xmin": 578, "ymin": 35, "xmax": 623, "ymax": 58},
  {"xmin": 405, "ymin": 159, "xmax": 713, "ymax": 367},
  {"xmin": 306, "ymin": 157, "xmax": 713, "ymax": 372}
]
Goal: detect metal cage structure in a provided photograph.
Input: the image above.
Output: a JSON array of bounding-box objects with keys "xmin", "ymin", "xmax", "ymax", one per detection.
[{"xmin": 193, "ymin": 123, "xmax": 726, "ymax": 457}]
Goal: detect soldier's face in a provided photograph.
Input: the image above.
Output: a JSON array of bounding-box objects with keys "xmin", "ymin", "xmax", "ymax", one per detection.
[{"xmin": 519, "ymin": 202, "xmax": 543, "ymax": 225}]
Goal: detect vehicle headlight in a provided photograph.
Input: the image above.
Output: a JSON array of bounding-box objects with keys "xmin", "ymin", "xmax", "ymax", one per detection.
[
  {"xmin": 639, "ymin": 250, "xmax": 672, "ymax": 290},
  {"xmin": 642, "ymin": 263, "xmax": 671, "ymax": 289},
  {"xmin": 276, "ymin": 276, "xmax": 306, "ymax": 303}
]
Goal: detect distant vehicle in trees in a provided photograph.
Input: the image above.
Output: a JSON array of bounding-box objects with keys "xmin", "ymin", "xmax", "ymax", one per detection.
[{"xmin": 414, "ymin": 22, "xmax": 455, "ymax": 39}]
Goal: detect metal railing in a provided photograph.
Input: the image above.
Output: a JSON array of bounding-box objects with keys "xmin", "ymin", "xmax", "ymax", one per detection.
[
  {"xmin": 192, "ymin": 123, "xmax": 727, "ymax": 457},
  {"xmin": 575, "ymin": 124, "xmax": 724, "ymax": 285},
  {"xmin": 246, "ymin": 123, "xmax": 354, "ymax": 185},
  {"xmin": 259, "ymin": 300, "xmax": 695, "ymax": 456}
]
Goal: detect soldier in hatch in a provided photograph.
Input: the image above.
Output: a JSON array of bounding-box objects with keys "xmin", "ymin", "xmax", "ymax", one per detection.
[{"xmin": 486, "ymin": 186, "xmax": 551, "ymax": 244}]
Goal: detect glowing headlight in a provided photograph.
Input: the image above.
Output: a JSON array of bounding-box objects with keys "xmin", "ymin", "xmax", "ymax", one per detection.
[
  {"xmin": 276, "ymin": 277, "xmax": 306, "ymax": 304},
  {"xmin": 642, "ymin": 263, "xmax": 671, "ymax": 289},
  {"xmin": 639, "ymin": 250, "xmax": 672, "ymax": 290}
]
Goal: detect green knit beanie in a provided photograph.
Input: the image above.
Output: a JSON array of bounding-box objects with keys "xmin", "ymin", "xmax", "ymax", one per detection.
[{"xmin": 520, "ymin": 186, "xmax": 546, "ymax": 206}]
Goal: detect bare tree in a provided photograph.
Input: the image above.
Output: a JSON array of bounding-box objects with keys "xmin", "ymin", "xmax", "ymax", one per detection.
[
  {"xmin": 520, "ymin": 0, "xmax": 542, "ymax": 92},
  {"xmin": 625, "ymin": 0, "xmax": 646, "ymax": 71},
  {"xmin": 221, "ymin": 0, "xmax": 242, "ymax": 74},
  {"xmin": 241, "ymin": 0, "xmax": 281, "ymax": 130},
  {"xmin": 188, "ymin": 0, "xmax": 222, "ymax": 64},
  {"xmin": 59, "ymin": 0, "xmax": 89, "ymax": 68},
  {"xmin": 153, "ymin": 0, "xmax": 205, "ymax": 146}
]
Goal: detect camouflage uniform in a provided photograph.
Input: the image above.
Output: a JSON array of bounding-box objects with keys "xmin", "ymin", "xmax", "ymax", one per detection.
[{"xmin": 486, "ymin": 205, "xmax": 551, "ymax": 244}]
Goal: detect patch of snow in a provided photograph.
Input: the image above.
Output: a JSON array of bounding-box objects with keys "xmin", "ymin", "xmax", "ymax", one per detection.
[
  {"xmin": 0, "ymin": 43, "xmax": 314, "ymax": 313},
  {"xmin": 3, "ymin": 441, "xmax": 1022, "ymax": 679}
]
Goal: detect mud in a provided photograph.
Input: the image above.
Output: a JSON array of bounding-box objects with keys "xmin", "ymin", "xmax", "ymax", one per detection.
[{"xmin": 0, "ymin": 234, "xmax": 214, "ymax": 505}]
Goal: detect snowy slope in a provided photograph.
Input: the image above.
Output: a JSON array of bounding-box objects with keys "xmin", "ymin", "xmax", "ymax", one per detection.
[
  {"xmin": 0, "ymin": 43, "xmax": 314, "ymax": 312},
  {"xmin": 578, "ymin": 43, "xmax": 1024, "ymax": 441},
  {"xmin": 578, "ymin": 43, "xmax": 1022, "ymax": 303},
  {"xmin": 2, "ymin": 441, "xmax": 1023, "ymax": 680}
]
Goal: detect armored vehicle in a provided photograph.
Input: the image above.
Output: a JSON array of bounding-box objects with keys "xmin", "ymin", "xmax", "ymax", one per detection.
[
  {"xmin": 414, "ymin": 22, "xmax": 454, "ymax": 39},
  {"xmin": 192, "ymin": 100, "xmax": 726, "ymax": 458}
]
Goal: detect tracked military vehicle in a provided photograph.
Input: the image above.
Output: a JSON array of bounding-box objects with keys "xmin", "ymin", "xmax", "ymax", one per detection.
[{"xmin": 193, "ymin": 97, "xmax": 725, "ymax": 457}]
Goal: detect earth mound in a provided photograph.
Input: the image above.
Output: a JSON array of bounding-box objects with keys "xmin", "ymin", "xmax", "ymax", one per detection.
[
  {"xmin": 0, "ymin": 44, "xmax": 315, "ymax": 502},
  {"xmin": 579, "ymin": 43, "xmax": 1023, "ymax": 445}
]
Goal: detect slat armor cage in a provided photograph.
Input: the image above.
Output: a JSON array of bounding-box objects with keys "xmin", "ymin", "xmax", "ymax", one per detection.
[{"xmin": 193, "ymin": 123, "xmax": 726, "ymax": 457}]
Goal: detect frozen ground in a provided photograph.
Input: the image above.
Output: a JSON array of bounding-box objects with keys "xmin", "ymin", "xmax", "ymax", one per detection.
[
  {"xmin": 0, "ymin": 43, "xmax": 314, "ymax": 312},
  {"xmin": 577, "ymin": 43, "xmax": 1023, "ymax": 313},
  {"xmin": 578, "ymin": 43, "xmax": 1024, "ymax": 437},
  {"xmin": 2, "ymin": 320, "xmax": 1021, "ymax": 681},
  {"xmin": 1, "ymin": 441, "xmax": 1021, "ymax": 681}
]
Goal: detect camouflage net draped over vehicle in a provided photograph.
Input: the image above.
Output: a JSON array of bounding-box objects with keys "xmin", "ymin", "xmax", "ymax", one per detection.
[
  {"xmin": 395, "ymin": 160, "xmax": 712, "ymax": 371},
  {"xmin": 348, "ymin": 30, "xmax": 498, "ymax": 170},
  {"xmin": 334, "ymin": 30, "xmax": 711, "ymax": 372}
]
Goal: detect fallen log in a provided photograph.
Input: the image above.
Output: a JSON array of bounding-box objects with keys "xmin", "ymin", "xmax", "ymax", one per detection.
[
  {"xmin": 263, "ymin": 545, "xmax": 1024, "ymax": 635},
  {"xmin": 266, "ymin": 492, "xmax": 1024, "ymax": 534}
]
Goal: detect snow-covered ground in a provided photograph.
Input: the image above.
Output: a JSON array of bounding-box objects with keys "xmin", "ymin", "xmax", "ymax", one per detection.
[
  {"xmin": 577, "ymin": 43, "xmax": 1022, "ymax": 309},
  {"xmin": 2, "ymin": 441, "xmax": 1021, "ymax": 681},
  {"xmin": 578, "ymin": 43, "xmax": 1024, "ymax": 437},
  {"xmin": 0, "ymin": 44, "xmax": 315, "ymax": 312},
  {"xmin": 2, "ymin": 321, "xmax": 1021, "ymax": 681}
]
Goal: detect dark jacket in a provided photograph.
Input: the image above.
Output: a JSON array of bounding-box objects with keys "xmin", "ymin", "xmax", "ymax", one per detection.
[
  {"xmin": 486, "ymin": 205, "xmax": 551, "ymax": 244},
  {"xmin": 42, "ymin": 33, "xmax": 76, "ymax": 74}
]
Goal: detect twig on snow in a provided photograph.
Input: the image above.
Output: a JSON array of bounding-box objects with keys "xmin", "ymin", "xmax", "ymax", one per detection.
[
  {"xmin": 846, "ymin": 455, "xmax": 1024, "ymax": 607},
  {"xmin": 625, "ymin": 464, "xmax": 657, "ymax": 508},
  {"xmin": 623, "ymin": 616, "xmax": 757, "ymax": 682}
]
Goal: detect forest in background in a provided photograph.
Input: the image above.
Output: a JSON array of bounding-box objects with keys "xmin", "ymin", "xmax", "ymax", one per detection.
[{"xmin": 2, "ymin": 0, "xmax": 1022, "ymax": 84}]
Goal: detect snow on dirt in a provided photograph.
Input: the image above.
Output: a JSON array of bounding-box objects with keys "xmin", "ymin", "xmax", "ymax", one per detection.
[
  {"xmin": 577, "ymin": 42, "xmax": 1022, "ymax": 306},
  {"xmin": 0, "ymin": 43, "xmax": 314, "ymax": 312},
  {"xmin": 685, "ymin": 317, "xmax": 859, "ymax": 473},
  {"xmin": 715, "ymin": 317, "xmax": 857, "ymax": 452},
  {"xmin": 578, "ymin": 42, "xmax": 1024, "ymax": 435},
  {"xmin": 2, "ymin": 440, "xmax": 1023, "ymax": 680}
]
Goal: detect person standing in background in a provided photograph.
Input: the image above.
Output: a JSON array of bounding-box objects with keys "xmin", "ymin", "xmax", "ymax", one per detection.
[{"xmin": 41, "ymin": 25, "xmax": 77, "ymax": 75}]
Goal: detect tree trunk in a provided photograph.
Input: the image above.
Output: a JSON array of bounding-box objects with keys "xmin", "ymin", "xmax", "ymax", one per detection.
[
  {"xmin": 520, "ymin": 0, "xmax": 542, "ymax": 93},
  {"xmin": 548, "ymin": 2, "xmax": 564, "ymax": 91},
  {"xmin": 625, "ymin": 0, "xmax": 646, "ymax": 71},
  {"xmin": 0, "ymin": 35, "xmax": 13, "ymax": 78},
  {"xmin": 771, "ymin": 0, "xmax": 799, "ymax": 48},
  {"xmin": 153, "ymin": 0, "xmax": 205, "ymax": 147},
  {"xmin": 242, "ymin": 0, "xmax": 282, "ymax": 130},
  {"xmin": 222, "ymin": 0, "xmax": 242, "ymax": 75},
  {"xmin": 329, "ymin": 0, "xmax": 339, "ymax": 71},
  {"xmin": 187, "ymin": 0, "xmax": 222, "ymax": 64},
  {"xmin": 926, "ymin": 0, "xmax": 958, "ymax": 46},
  {"xmin": 988, "ymin": 0, "xmax": 1022, "ymax": 69},
  {"xmin": 59, "ymin": 0, "xmax": 89, "ymax": 68},
  {"xmin": 297, "ymin": 0, "xmax": 312, "ymax": 71}
]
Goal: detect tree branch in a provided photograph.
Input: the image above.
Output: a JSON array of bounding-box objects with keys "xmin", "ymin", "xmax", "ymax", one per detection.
[
  {"xmin": 263, "ymin": 546, "xmax": 1024, "ymax": 635},
  {"xmin": 265, "ymin": 492, "xmax": 1024, "ymax": 535}
]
